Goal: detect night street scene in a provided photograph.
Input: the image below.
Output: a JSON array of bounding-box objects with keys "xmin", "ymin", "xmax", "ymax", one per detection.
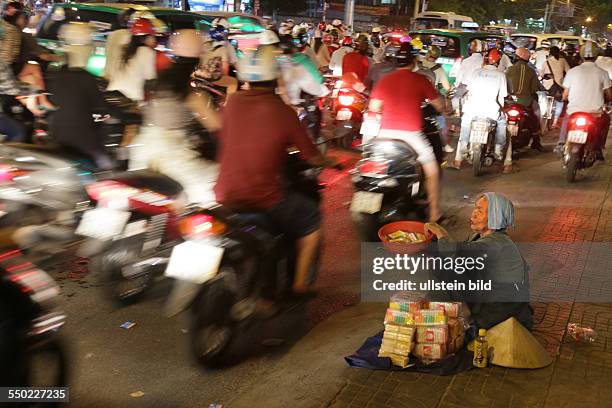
[{"xmin": 0, "ymin": 0, "xmax": 611, "ymax": 406}]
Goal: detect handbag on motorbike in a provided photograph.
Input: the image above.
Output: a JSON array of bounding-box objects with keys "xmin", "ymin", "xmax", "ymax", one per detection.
[{"xmin": 545, "ymin": 61, "xmax": 564, "ymax": 101}]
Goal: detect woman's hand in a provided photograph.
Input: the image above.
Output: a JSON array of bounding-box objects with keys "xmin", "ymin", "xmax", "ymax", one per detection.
[{"xmin": 424, "ymin": 222, "xmax": 449, "ymax": 239}]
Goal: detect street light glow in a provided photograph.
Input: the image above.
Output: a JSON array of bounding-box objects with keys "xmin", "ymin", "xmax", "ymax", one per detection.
[{"xmin": 585, "ymin": 16, "xmax": 593, "ymax": 23}]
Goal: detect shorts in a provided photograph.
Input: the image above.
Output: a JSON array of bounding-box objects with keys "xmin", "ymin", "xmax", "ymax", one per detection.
[
  {"xmin": 267, "ymin": 193, "xmax": 321, "ymax": 239},
  {"xmin": 377, "ymin": 129, "xmax": 437, "ymax": 165}
]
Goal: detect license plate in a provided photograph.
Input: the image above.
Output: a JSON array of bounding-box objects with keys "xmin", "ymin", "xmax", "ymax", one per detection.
[
  {"xmin": 350, "ymin": 191, "xmax": 383, "ymax": 214},
  {"xmin": 76, "ymin": 208, "xmax": 131, "ymax": 241},
  {"xmin": 470, "ymin": 130, "xmax": 488, "ymax": 144},
  {"xmin": 508, "ymin": 124, "xmax": 518, "ymax": 137},
  {"xmin": 165, "ymin": 241, "xmax": 225, "ymax": 284},
  {"xmin": 568, "ymin": 130, "xmax": 588, "ymax": 144},
  {"xmin": 337, "ymin": 110, "xmax": 352, "ymax": 121}
]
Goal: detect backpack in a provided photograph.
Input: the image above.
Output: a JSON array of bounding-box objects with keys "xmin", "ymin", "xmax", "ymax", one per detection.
[{"xmin": 200, "ymin": 45, "xmax": 225, "ymax": 81}]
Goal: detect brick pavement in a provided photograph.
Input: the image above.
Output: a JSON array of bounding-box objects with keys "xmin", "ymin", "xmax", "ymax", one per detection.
[{"xmin": 327, "ymin": 148, "xmax": 612, "ymax": 407}]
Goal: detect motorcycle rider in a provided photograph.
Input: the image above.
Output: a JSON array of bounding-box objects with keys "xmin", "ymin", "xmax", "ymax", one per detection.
[
  {"xmin": 214, "ymin": 45, "xmax": 337, "ymax": 296},
  {"xmin": 421, "ymin": 45, "xmax": 453, "ymax": 153},
  {"xmin": 342, "ymin": 34, "xmax": 370, "ymax": 83},
  {"xmin": 506, "ymin": 47, "xmax": 545, "ymax": 151},
  {"xmin": 450, "ymin": 49, "xmax": 511, "ymax": 173},
  {"xmin": 103, "ymin": 7, "xmax": 136, "ymax": 81},
  {"xmin": 312, "ymin": 22, "xmax": 331, "ymax": 68},
  {"xmin": 196, "ymin": 23, "xmax": 239, "ymax": 97},
  {"xmin": 129, "ymin": 29, "xmax": 220, "ymax": 205},
  {"xmin": 366, "ymin": 42, "xmax": 400, "ymax": 89},
  {"xmin": 533, "ymin": 41, "xmax": 550, "ymax": 71},
  {"xmin": 452, "ymin": 39, "xmax": 484, "ymax": 115},
  {"xmin": 47, "ymin": 23, "xmax": 118, "ymax": 170},
  {"xmin": 369, "ymin": 42, "xmax": 446, "ymax": 222},
  {"xmin": 540, "ymin": 45, "xmax": 570, "ymax": 129},
  {"xmin": 494, "ymin": 39, "xmax": 513, "ymax": 72},
  {"xmin": 329, "ymin": 34, "xmax": 354, "ymax": 77},
  {"xmin": 107, "ymin": 16, "xmax": 160, "ymax": 102},
  {"xmin": 555, "ymin": 45, "xmax": 611, "ymax": 159},
  {"xmin": 294, "ymin": 27, "xmax": 320, "ymax": 69},
  {"xmin": 370, "ymin": 26, "xmax": 385, "ymax": 63}
]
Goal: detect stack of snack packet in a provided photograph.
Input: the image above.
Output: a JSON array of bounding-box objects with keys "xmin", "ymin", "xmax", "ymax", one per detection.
[
  {"xmin": 427, "ymin": 301, "xmax": 466, "ymax": 355},
  {"xmin": 379, "ymin": 293, "xmax": 421, "ymax": 368},
  {"xmin": 412, "ymin": 301, "xmax": 466, "ymax": 362}
]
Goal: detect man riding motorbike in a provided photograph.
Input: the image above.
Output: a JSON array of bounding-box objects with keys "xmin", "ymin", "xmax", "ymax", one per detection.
[
  {"xmin": 129, "ymin": 29, "xmax": 221, "ymax": 205},
  {"xmin": 421, "ymin": 45, "xmax": 453, "ymax": 152},
  {"xmin": 214, "ymin": 45, "xmax": 337, "ymax": 296},
  {"xmin": 366, "ymin": 42, "xmax": 399, "ymax": 90},
  {"xmin": 0, "ymin": 47, "xmax": 33, "ymax": 142},
  {"xmin": 370, "ymin": 26, "xmax": 385, "ymax": 63},
  {"xmin": 46, "ymin": 23, "xmax": 118, "ymax": 170},
  {"xmin": 555, "ymin": 45, "xmax": 611, "ymax": 160},
  {"xmin": 452, "ymin": 39, "xmax": 484, "ymax": 115},
  {"xmin": 368, "ymin": 42, "xmax": 446, "ymax": 222},
  {"xmin": 505, "ymin": 47, "xmax": 545, "ymax": 151},
  {"xmin": 329, "ymin": 34, "xmax": 355, "ymax": 77},
  {"xmin": 450, "ymin": 49, "xmax": 511, "ymax": 173},
  {"xmin": 342, "ymin": 34, "xmax": 370, "ymax": 83},
  {"xmin": 494, "ymin": 39, "xmax": 513, "ymax": 73},
  {"xmin": 196, "ymin": 23, "xmax": 239, "ymax": 97}
]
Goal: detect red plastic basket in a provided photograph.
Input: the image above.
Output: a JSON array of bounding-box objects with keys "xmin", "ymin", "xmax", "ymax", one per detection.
[{"xmin": 378, "ymin": 221, "xmax": 432, "ymax": 254}]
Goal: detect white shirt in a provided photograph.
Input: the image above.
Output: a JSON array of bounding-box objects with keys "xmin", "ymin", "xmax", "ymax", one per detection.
[
  {"xmin": 595, "ymin": 56, "xmax": 612, "ymax": 80},
  {"xmin": 463, "ymin": 65, "xmax": 507, "ymax": 119},
  {"xmin": 103, "ymin": 29, "xmax": 131, "ymax": 81},
  {"xmin": 107, "ymin": 46, "xmax": 157, "ymax": 101},
  {"xmin": 563, "ymin": 62, "xmax": 611, "ymax": 114},
  {"xmin": 534, "ymin": 49, "xmax": 549, "ymax": 71},
  {"xmin": 456, "ymin": 52, "xmax": 483, "ymax": 85},
  {"xmin": 540, "ymin": 56, "xmax": 570, "ymax": 90},
  {"xmin": 498, "ymin": 53, "xmax": 513, "ymax": 73},
  {"xmin": 278, "ymin": 56, "xmax": 330, "ymax": 105},
  {"xmin": 329, "ymin": 46, "xmax": 353, "ymax": 77}
]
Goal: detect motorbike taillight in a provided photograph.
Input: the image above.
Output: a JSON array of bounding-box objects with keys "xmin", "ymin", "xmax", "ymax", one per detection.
[
  {"xmin": 178, "ymin": 214, "xmax": 226, "ymax": 240},
  {"xmin": 570, "ymin": 114, "xmax": 591, "ymax": 128},
  {"xmin": 338, "ymin": 94, "xmax": 356, "ymax": 106},
  {"xmin": 85, "ymin": 180, "xmax": 140, "ymax": 209},
  {"xmin": 359, "ymin": 160, "xmax": 389, "ymax": 176},
  {"xmin": 507, "ymin": 108, "xmax": 520, "ymax": 118},
  {"xmin": 0, "ymin": 164, "xmax": 31, "ymax": 183}
]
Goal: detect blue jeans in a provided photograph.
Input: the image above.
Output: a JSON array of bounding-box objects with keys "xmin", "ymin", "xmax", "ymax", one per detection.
[
  {"xmin": 459, "ymin": 113, "xmax": 507, "ymax": 146},
  {"xmin": 554, "ymin": 100, "xmax": 564, "ymax": 120},
  {"xmin": 435, "ymin": 115, "xmax": 449, "ymax": 145},
  {"xmin": 0, "ymin": 114, "xmax": 25, "ymax": 142}
]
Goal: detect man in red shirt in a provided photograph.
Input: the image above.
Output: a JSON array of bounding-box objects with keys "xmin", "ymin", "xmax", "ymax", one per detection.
[
  {"xmin": 215, "ymin": 45, "xmax": 335, "ymax": 296},
  {"xmin": 369, "ymin": 42, "xmax": 446, "ymax": 222},
  {"xmin": 341, "ymin": 36, "xmax": 370, "ymax": 83}
]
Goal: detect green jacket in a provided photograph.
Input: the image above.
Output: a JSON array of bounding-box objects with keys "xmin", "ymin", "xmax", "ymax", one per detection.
[{"xmin": 505, "ymin": 60, "xmax": 540, "ymax": 107}]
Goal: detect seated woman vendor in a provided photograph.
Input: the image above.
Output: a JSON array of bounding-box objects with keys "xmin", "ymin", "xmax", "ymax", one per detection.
[{"xmin": 424, "ymin": 192, "xmax": 533, "ymax": 331}]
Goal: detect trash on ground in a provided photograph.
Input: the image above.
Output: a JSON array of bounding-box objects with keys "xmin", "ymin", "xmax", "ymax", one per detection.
[
  {"xmin": 120, "ymin": 321, "xmax": 136, "ymax": 330},
  {"xmin": 130, "ymin": 391, "xmax": 145, "ymax": 398},
  {"xmin": 567, "ymin": 323, "xmax": 597, "ymax": 343}
]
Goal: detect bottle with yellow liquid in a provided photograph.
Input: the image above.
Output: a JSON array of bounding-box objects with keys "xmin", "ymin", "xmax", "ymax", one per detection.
[{"xmin": 473, "ymin": 329, "xmax": 488, "ymax": 368}]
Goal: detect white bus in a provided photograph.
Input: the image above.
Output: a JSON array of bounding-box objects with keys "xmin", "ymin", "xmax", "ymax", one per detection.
[{"xmin": 413, "ymin": 11, "xmax": 476, "ymax": 30}]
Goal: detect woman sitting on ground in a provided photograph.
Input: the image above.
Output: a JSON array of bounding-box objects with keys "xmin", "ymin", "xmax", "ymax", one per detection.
[{"xmin": 425, "ymin": 192, "xmax": 533, "ymax": 331}]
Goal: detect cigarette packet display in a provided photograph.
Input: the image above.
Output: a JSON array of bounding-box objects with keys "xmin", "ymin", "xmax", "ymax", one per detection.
[
  {"xmin": 415, "ymin": 325, "xmax": 449, "ymax": 344},
  {"xmin": 386, "ymin": 353, "xmax": 411, "ymax": 368},
  {"xmin": 389, "ymin": 293, "xmax": 427, "ymax": 313},
  {"xmin": 414, "ymin": 309, "xmax": 447, "ymax": 325},
  {"xmin": 428, "ymin": 302, "xmax": 462, "ymax": 318},
  {"xmin": 379, "ymin": 339, "xmax": 414, "ymax": 356},
  {"xmin": 384, "ymin": 308, "xmax": 415, "ymax": 326},
  {"xmin": 414, "ymin": 343, "xmax": 447, "ymax": 360}
]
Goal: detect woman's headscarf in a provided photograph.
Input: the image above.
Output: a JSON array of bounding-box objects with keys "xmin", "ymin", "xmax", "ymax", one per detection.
[{"xmin": 482, "ymin": 192, "xmax": 515, "ymax": 230}]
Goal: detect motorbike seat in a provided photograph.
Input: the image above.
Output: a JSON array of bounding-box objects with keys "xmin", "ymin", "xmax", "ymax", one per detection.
[{"xmin": 97, "ymin": 170, "xmax": 184, "ymax": 198}]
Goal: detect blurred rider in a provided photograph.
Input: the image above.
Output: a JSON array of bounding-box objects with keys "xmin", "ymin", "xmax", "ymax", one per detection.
[
  {"xmin": 103, "ymin": 7, "xmax": 136, "ymax": 81},
  {"xmin": 452, "ymin": 39, "xmax": 484, "ymax": 115},
  {"xmin": 370, "ymin": 26, "xmax": 385, "ymax": 63},
  {"xmin": 214, "ymin": 45, "xmax": 336, "ymax": 296},
  {"xmin": 341, "ymin": 34, "xmax": 370, "ymax": 83},
  {"xmin": 129, "ymin": 30, "xmax": 220, "ymax": 205},
  {"xmin": 196, "ymin": 22, "xmax": 238, "ymax": 96},
  {"xmin": 329, "ymin": 34, "xmax": 354, "ymax": 77},
  {"xmin": 369, "ymin": 42, "xmax": 446, "ymax": 222},
  {"xmin": 450, "ymin": 49, "xmax": 510, "ymax": 173}
]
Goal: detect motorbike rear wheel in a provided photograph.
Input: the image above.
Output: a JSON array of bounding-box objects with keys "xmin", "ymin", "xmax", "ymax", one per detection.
[
  {"xmin": 566, "ymin": 152, "xmax": 579, "ymax": 183},
  {"xmin": 189, "ymin": 267, "xmax": 238, "ymax": 368},
  {"xmin": 91, "ymin": 239, "xmax": 154, "ymax": 306},
  {"xmin": 472, "ymin": 144, "xmax": 483, "ymax": 177}
]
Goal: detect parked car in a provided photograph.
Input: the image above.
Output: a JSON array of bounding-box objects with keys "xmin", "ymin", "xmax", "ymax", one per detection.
[{"xmin": 408, "ymin": 29, "xmax": 504, "ymax": 85}]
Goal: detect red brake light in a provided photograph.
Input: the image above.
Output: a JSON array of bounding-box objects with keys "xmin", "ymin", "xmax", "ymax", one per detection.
[
  {"xmin": 338, "ymin": 94, "xmax": 355, "ymax": 106},
  {"xmin": 570, "ymin": 114, "xmax": 592, "ymax": 128},
  {"xmin": 0, "ymin": 165, "xmax": 31, "ymax": 183},
  {"xmin": 359, "ymin": 160, "xmax": 388, "ymax": 176},
  {"xmin": 178, "ymin": 214, "xmax": 226, "ymax": 239}
]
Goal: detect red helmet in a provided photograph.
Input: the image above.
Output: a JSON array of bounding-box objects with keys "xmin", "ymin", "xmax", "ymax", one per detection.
[
  {"xmin": 342, "ymin": 36, "xmax": 353, "ymax": 46},
  {"xmin": 130, "ymin": 17, "xmax": 156, "ymax": 36},
  {"xmin": 318, "ymin": 22, "xmax": 327, "ymax": 31},
  {"xmin": 487, "ymin": 48, "xmax": 502, "ymax": 65}
]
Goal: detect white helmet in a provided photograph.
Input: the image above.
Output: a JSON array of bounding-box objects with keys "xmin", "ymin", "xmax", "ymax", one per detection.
[
  {"xmin": 237, "ymin": 46, "xmax": 279, "ymax": 83},
  {"xmin": 371, "ymin": 26, "xmax": 381, "ymax": 33},
  {"xmin": 212, "ymin": 17, "xmax": 229, "ymax": 28},
  {"xmin": 169, "ymin": 29, "xmax": 203, "ymax": 58},
  {"xmin": 260, "ymin": 29, "xmax": 280, "ymax": 45},
  {"xmin": 332, "ymin": 19, "xmax": 342, "ymax": 27},
  {"xmin": 59, "ymin": 22, "xmax": 94, "ymax": 46}
]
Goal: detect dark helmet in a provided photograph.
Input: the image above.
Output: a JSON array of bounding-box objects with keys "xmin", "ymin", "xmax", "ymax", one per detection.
[
  {"xmin": 278, "ymin": 34, "xmax": 295, "ymax": 54},
  {"xmin": 209, "ymin": 25, "xmax": 228, "ymax": 42}
]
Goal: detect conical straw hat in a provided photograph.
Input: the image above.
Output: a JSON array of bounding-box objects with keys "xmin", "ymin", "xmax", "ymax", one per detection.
[{"xmin": 486, "ymin": 317, "xmax": 553, "ymax": 369}]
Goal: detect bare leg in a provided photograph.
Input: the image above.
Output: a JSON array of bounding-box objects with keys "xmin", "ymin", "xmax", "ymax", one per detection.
[
  {"xmin": 293, "ymin": 229, "xmax": 322, "ymax": 293},
  {"xmin": 19, "ymin": 64, "xmax": 55, "ymax": 110},
  {"xmin": 422, "ymin": 161, "xmax": 441, "ymax": 222}
]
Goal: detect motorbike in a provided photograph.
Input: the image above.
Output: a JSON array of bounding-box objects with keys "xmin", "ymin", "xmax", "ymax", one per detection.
[
  {"xmin": 561, "ymin": 111, "xmax": 607, "ymax": 182},
  {"xmin": 332, "ymin": 85, "xmax": 368, "ymax": 149},
  {"xmin": 350, "ymin": 104, "xmax": 443, "ymax": 240},
  {"xmin": 297, "ymin": 93, "xmax": 327, "ymax": 154},
  {"xmin": 0, "ymin": 246, "xmax": 68, "ymax": 391},
  {"xmin": 467, "ymin": 117, "xmax": 498, "ymax": 177},
  {"xmin": 504, "ymin": 102, "xmax": 536, "ymax": 151},
  {"xmin": 537, "ymin": 91, "xmax": 556, "ymax": 133}
]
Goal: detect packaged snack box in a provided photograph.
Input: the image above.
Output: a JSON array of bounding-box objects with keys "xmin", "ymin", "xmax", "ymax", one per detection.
[
  {"xmin": 414, "ymin": 309, "xmax": 447, "ymax": 325},
  {"xmin": 389, "ymin": 293, "xmax": 427, "ymax": 313},
  {"xmin": 416, "ymin": 325, "xmax": 449, "ymax": 344},
  {"xmin": 428, "ymin": 301, "xmax": 462, "ymax": 318},
  {"xmin": 414, "ymin": 343, "xmax": 446, "ymax": 360},
  {"xmin": 384, "ymin": 308, "xmax": 415, "ymax": 326}
]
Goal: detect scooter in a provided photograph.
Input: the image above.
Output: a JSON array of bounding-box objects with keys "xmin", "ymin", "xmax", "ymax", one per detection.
[
  {"xmin": 0, "ymin": 246, "xmax": 68, "ymax": 390},
  {"xmin": 297, "ymin": 93, "xmax": 327, "ymax": 154},
  {"xmin": 562, "ymin": 111, "xmax": 607, "ymax": 182},
  {"xmin": 332, "ymin": 85, "xmax": 368, "ymax": 149},
  {"xmin": 467, "ymin": 117, "xmax": 498, "ymax": 177},
  {"xmin": 504, "ymin": 103, "xmax": 535, "ymax": 151}
]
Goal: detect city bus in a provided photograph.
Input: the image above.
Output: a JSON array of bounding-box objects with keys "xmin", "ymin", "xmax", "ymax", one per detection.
[{"xmin": 413, "ymin": 11, "xmax": 475, "ymax": 30}]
